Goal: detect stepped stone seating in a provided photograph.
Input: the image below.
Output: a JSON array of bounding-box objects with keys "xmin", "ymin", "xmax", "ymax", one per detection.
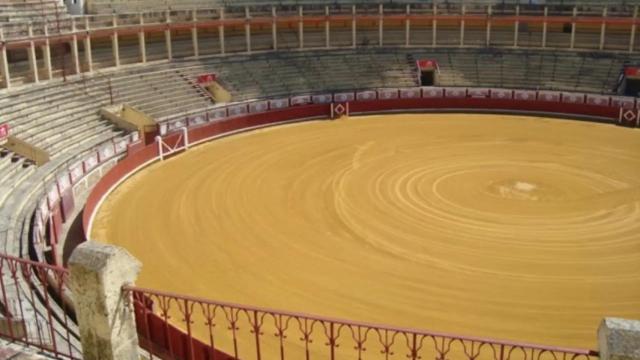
[{"xmin": 0, "ymin": 0, "xmax": 68, "ymax": 23}]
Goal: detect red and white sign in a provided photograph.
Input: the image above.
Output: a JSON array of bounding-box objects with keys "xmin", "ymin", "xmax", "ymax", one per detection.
[
  {"xmin": 0, "ymin": 123, "xmax": 9, "ymax": 141},
  {"xmin": 196, "ymin": 73, "xmax": 217, "ymax": 84},
  {"xmin": 417, "ymin": 59, "xmax": 439, "ymax": 70},
  {"xmin": 624, "ymin": 67, "xmax": 640, "ymax": 78}
]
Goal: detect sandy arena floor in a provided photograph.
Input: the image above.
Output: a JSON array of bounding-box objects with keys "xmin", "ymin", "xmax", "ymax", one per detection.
[{"xmin": 91, "ymin": 114, "xmax": 640, "ymax": 350}]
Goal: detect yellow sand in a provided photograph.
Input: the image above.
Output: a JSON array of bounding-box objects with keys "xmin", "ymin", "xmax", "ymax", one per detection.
[{"xmin": 91, "ymin": 114, "xmax": 640, "ymax": 351}]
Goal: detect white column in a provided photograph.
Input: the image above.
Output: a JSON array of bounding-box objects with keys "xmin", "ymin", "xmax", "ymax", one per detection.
[
  {"xmin": 432, "ymin": 3, "xmax": 437, "ymax": 47},
  {"xmin": 272, "ymin": 6, "xmax": 278, "ymax": 50},
  {"xmin": 570, "ymin": 6, "xmax": 577, "ymax": 49},
  {"xmin": 0, "ymin": 29, "xmax": 10, "ymax": 89},
  {"xmin": 111, "ymin": 15, "xmax": 120, "ymax": 68},
  {"xmin": 219, "ymin": 8, "xmax": 225, "ymax": 54},
  {"xmin": 245, "ymin": 6, "xmax": 251, "ymax": 53},
  {"xmin": 42, "ymin": 22, "xmax": 53, "ymax": 80},
  {"xmin": 84, "ymin": 18, "xmax": 93, "ymax": 73},
  {"xmin": 325, "ymin": 6, "xmax": 330, "ymax": 48},
  {"xmin": 165, "ymin": 10, "xmax": 172, "ymax": 60},
  {"xmin": 27, "ymin": 23, "xmax": 39, "ymax": 83},
  {"xmin": 405, "ymin": 4, "xmax": 411, "ymax": 47},
  {"xmin": 298, "ymin": 6, "xmax": 304, "ymax": 49},
  {"xmin": 378, "ymin": 4, "xmax": 383, "ymax": 47},
  {"xmin": 352, "ymin": 5, "xmax": 357, "ymax": 48},
  {"xmin": 513, "ymin": 5, "xmax": 519, "ymax": 48},
  {"xmin": 599, "ymin": 7, "xmax": 607, "ymax": 50},
  {"xmin": 486, "ymin": 5, "xmax": 492, "ymax": 47},
  {"xmin": 138, "ymin": 13, "xmax": 146, "ymax": 63},
  {"xmin": 631, "ymin": 6, "xmax": 638, "ymax": 52},
  {"xmin": 71, "ymin": 19, "xmax": 80, "ymax": 74},
  {"xmin": 69, "ymin": 242, "xmax": 142, "ymax": 360},
  {"xmin": 192, "ymin": 9, "xmax": 199, "ymax": 58},
  {"xmin": 460, "ymin": 5, "xmax": 465, "ymax": 47},
  {"xmin": 542, "ymin": 7, "xmax": 548, "ymax": 48}
]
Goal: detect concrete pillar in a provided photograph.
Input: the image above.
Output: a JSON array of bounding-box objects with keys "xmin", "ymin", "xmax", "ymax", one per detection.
[
  {"xmin": 460, "ymin": 5, "xmax": 465, "ymax": 47},
  {"xmin": 631, "ymin": 6, "xmax": 638, "ymax": 53},
  {"xmin": 486, "ymin": 5, "xmax": 492, "ymax": 47},
  {"xmin": 27, "ymin": 23, "xmax": 39, "ymax": 84},
  {"xmin": 432, "ymin": 3, "xmax": 437, "ymax": 47},
  {"xmin": 325, "ymin": 6, "xmax": 330, "ymax": 48},
  {"xmin": 42, "ymin": 22, "xmax": 53, "ymax": 80},
  {"xmin": 165, "ymin": 10, "xmax": 172, "ymax": 60},
  {"xmin": 191, "ymin": 9, "xmax": 199, "ymax": 58},
  {"xmin": 68, "ymin": 242, "xmax": 141, "ymax": 360},
  {"xmin": 513, "ymin": 5, "xmax": 519, "ymax": 48},
  {"xmin": 570, "ymin": 7, "xmax": 577, "ymax": 49},
  {"xmin": 542, "ymin": 7, "xmax": 548, "ymax": 48},
  {"xmin": 84, "ymin": 18, "xmax": 93, "ymax": 73},
  {"xmin": 272, "ymin": 6, "xmax": 278, "ymax": 50},
  {"xmin": 378, "ymin": 4, "xmax": 383, "ymax": 47},
  {"xmin": 0, "ymin": 29, "xmax": 10, "ymax": 89},
  {"xmin": 298, "ymin": 6, "xmax": 304, "ymax": 49},
  {"xmin": 219, "ymin": 8, "xmax": 225, "ymax": 54},
  {"xmin": 599, "ymin": 7, "xmax": 607, "ymax": 50},
  {"xmin": 351, "ymin": 5, "xmax": 356, "ymax": 48},
  {"xmin": 245, "ymin": 6, "xmax": 251, "ymax": 53},
  {"xmin": 70, "ymin": 19, "xmax": 80, "ymax": 74},
  {"xmin": 138, "ymin": 13, "xmax": 146, "ymax": 63},
  {"xmin": 598, "ymin": 318, "xmax": 640, "ymax": 360},
  {"xmin": 111, "ymin": 15, "xmax": 120, "ymax": 68},
  {"xmin": 405, "ymin": 4, "xmax": 411, "ymax": 47}
]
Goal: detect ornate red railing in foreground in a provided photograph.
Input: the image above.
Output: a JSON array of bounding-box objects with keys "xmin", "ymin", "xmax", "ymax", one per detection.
[{"xmin": 123, "ymin": 285, "xmax": 599, "ymax": 360}]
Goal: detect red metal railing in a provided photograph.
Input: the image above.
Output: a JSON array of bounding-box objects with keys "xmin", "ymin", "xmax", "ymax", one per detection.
[
  {"xmin": 123, "ymin": 285, "xmax": 599, "ymax": 360},
  {"xmin": 0, "ymin": 253, "xmax": 80, "ymax": 359}
]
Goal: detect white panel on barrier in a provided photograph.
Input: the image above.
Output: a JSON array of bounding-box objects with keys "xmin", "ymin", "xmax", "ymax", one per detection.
[
  {"xmin": 333, "ymin": 92, "xmax": 355, "ymax": 102},
  {"xmin": 586, "ymin": 94, "xmax": 610, "ymax": 106},
  {"xmin": 490, "ymin": 88, "xmax": 513, "ymax": 100},
  {"xmin": 421, "ymin": 87, "xmax": 444, "ymax": 98},
  {"xmin": 209, "ymin": 108, "xmax": 227, "ymax": 120},
  {"xmin": 513, "ymin": 90, "xmax": 537, "ymax": 101},
  {"xmin": 611, "ymin": 96, "xmax": 636, "ymax": 109},
  {"xmin": 57, "ymin": 174, "xmax": 71, "ymax": 193},
  {"xmin": 131, "ymin": 131, "xmax": 139, "ymax": 143},
  {"xmin": 249, "ymin": 101, "xmax": 269, "ymax": 113},
  {"xmin": 291, "ymin": 95, "xmax": 311, "ymax": 106},
  {"xmin": 312, "ymin": 94, "xmax": 333, "ymax": 104},
  {"xmin": 159, "ymin": 123, "xmax": 168, "ymax": 136},
  {"xmin": 99, "ymin": 143, "xmax": 115, "ymax": 161},
  {"xmin": 36, "ymin": 216, "xmax": 45, "ymax": 237},
  {"xmin": 269, "ymin": 98, "xmax": 290, "ymax": 109},
  {"xmin": 444, "ymin": 88, "xmax": 466, "ymax": 98},
  {"xmin": 228, "ymin": 104, "xmax": 249, "ymax": 116},
  {"xmin": 537, "ymin": 91, "xmax": 561, "ymax": 102},
  {"xmin": 84, "ymin": 153, "xmax": 99, "ymax": 172},
  {"xmin": 39, "ymin": 199, "xmax": 49, "ymax": 221},
  {"xmin": 47, "ymin": 185, "xmax": 59, "ymax": 206},
  {"xmin": 378, "ymin": 89, "xmax": 399, "ymax": 100},
  {"xmin": 69, "ymin": 162, "xmax": 84, "ymax": 183},
  {"xmin": 467, "ymin": 88, "xmax": 490, "ymax": 98},
  {"xmin": 169, "ymin": 119, "xmax": 187, "ymax": 132},
  {"xmin": 115, "ymin": 139, "xmax": 128, "ymax": 154},
  {"xmin": 356, "ymin": 90, "xmax": 377, "ymax": 101},
  {"xmin": 188, "ymin": 114, "xmax": 207, "ymax": 126},
  {"xmin": 399, "ymin": 88, "xmax": 421, "ymax": 99},
  {"xmin": 561, "ymin": 92, "xmax": 584, "ymax": 104}
]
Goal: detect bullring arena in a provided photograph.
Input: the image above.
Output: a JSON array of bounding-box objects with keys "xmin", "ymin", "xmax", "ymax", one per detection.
[{"xmin": 1, "ymin": 0, "xmax": 640, "ymax": 359}]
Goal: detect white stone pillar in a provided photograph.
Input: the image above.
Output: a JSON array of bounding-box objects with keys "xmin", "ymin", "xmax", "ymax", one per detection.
[
  {"xmin": 570, "ymin": 7, "xmax": 577, "ymax": 49},
  {"xmin": 192, "ymin": 9, "xmax": 199, "ymax": 58},
  {"xmin": 138, "ymin": 13, "xmax": 146, "ymax": 63},
  {"xmin": 513, "ymin": 5, "xmax": 519, "ymax": 48},
  {"xmin": 432, "ymin": 3, "xmax": 437, "ymax": 47},
  {"xmin": 542, "ymin": 7, "xmax": 548, "ymax": 48},
  {"xmin": 272, "ymin": 6, "xmax": 278, "ymax": 50},
  {"xmin": 325, "ymin": 6, "xmax": 330, "ymax": 48},
  {"xmin": 165, "ymin": 10, "xmax": 172, "ymax": 60},
  {"xmin": 598, "ymin": 318, "xmax": 640, "ymax": 360},
  {"xmin": 71, "ymin": 19, "xmax": 81, "ymax": 74},
  {"xmin": 460, "ymin": 5, "xmax": 465, "ymax": 47},
  {"xmin": 405, "ymin": 4, "xmax": 411, "ymax": 47},
  {"xmin": 599, "ymin": 7, "xmax": 607, "ymax": 50},
  {"xmin": 219, "ymin": 8, "xmax": 225, "ymax": 54},
  {"xmin": 69, "ymin": 242, "xmax": 142, "ymax": 360},
  {"xmin": 486, "ymin": 5, "xmax": 492, "ymax": 47},
  {"xmin": 245, "ymin": 6, "xmax": 251, "ymax": 53},
  {"xmin": 111, "ymin": 15, "xmax": 120, "ymax": 68},
  {"xmin": 631, "ymin": 6, "xmax": 638, "ymax": 53},
  {"xmin": 352, "ymin": 5, "xmax": 357, "ymax": 48},
  {"xmin": 0, "ymin": 29, "xmax": 10, "ymax": 89},
  {"xmin": 378, "ymin": 4, "xmax": 383, "ymax": 47},
  {"xmin": 27, "ymin": 23, "xmax": 39, "ymax": 83},
  {"xmin": 298, "ymin": 6, "xmax": 304, "ymax": 49},
  {"xmin": 84, "ymin": 18, "xmax": 93, "ymax": 73},
  {"xmin": 42, "ymin": 22, "xmax": 53, "ymax": 80}
]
